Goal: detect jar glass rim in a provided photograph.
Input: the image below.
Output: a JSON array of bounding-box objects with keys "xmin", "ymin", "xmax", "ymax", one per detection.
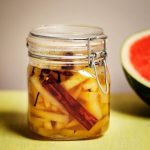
[{"xmin": 29, "ymin": 24, "xmax": 106, "ymax": 40}]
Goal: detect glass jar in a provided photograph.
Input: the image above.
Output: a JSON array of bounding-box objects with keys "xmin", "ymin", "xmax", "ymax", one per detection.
[{"xmin": 27, "ymin": 25, "xmax": 110, "ymax": 140}]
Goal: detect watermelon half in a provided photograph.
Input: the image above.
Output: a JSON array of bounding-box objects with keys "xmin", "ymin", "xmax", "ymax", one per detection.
[{"xmin": 121, "ymin": 29, "xmax": 150, "ymax": 105}]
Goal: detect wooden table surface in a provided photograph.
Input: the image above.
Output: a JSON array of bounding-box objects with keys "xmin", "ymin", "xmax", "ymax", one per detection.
[{"xmin": 0, "ymin": 91, "xmax": 150, "ymax": 150}]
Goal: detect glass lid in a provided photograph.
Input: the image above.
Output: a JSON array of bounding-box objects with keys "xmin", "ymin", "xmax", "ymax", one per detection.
[
  {"xmin": 30, "ymin": 24, "xmax": 105, "ymax": 40},
  {"xmin": 27, "ymin": 25, "xmax": 107, "ymax": 62}
]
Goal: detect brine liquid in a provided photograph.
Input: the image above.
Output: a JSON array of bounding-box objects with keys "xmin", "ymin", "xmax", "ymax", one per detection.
[{"xmin": 27, "ymin": 65, "xmax": 110, "ymax": 140}]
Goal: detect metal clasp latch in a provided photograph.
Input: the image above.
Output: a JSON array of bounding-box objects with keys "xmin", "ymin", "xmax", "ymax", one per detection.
[{"xmin": 87, "ymin": 38, "xmax": 109, "ymax": 95}]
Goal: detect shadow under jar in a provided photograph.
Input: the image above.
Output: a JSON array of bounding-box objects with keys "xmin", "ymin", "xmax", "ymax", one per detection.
[{"xmin": 27, "ymin": 25, "xmax": 110, "ymax": 140}]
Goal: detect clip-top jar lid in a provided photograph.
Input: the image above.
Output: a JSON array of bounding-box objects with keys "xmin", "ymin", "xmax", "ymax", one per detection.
[
  {"xmin": 27, "ymin": 24, "xmax": 107, "ymax": 61},
  {"xmin": 30, "ymin": 24, "xmax": 105, "ymax": 40}
]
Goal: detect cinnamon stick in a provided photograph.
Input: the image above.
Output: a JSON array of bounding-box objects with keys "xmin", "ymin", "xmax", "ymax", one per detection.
[
  {"xmin": 34, "ymin": 92, "xmax": 40, "ymax": 106},
  {"xmin": 42, "ymin": 73, "xmax": 98, "ymax": 130}
]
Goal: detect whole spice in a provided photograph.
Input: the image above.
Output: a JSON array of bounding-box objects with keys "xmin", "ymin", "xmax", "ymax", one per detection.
[
  {"xmin": 42, "ymin": 73, "xmax": 98, "ymax": 130},
  {"xmin": 34, "ymin": 92, "xmax": 40, "ymax": 106}
]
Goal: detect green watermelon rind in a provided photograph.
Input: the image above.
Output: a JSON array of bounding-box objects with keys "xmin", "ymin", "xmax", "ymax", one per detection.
[
  {"xmin": 121, "ymin": 29, "xmax": 150, "ymax": 105},
  {"xmin": 123, "ymin": 67, "xmax": 150, "ymax": 105}
]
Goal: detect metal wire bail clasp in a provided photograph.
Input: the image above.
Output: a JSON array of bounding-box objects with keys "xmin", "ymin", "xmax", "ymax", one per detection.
[{"xmin": 87, "ymin": 38, "xmax": 109, "ymax": 95}]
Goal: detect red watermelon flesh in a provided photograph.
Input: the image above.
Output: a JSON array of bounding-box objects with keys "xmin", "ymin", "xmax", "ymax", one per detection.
[{"xmin": 130, "ymin": 35, "xmax": 150, "ymax": 81}]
